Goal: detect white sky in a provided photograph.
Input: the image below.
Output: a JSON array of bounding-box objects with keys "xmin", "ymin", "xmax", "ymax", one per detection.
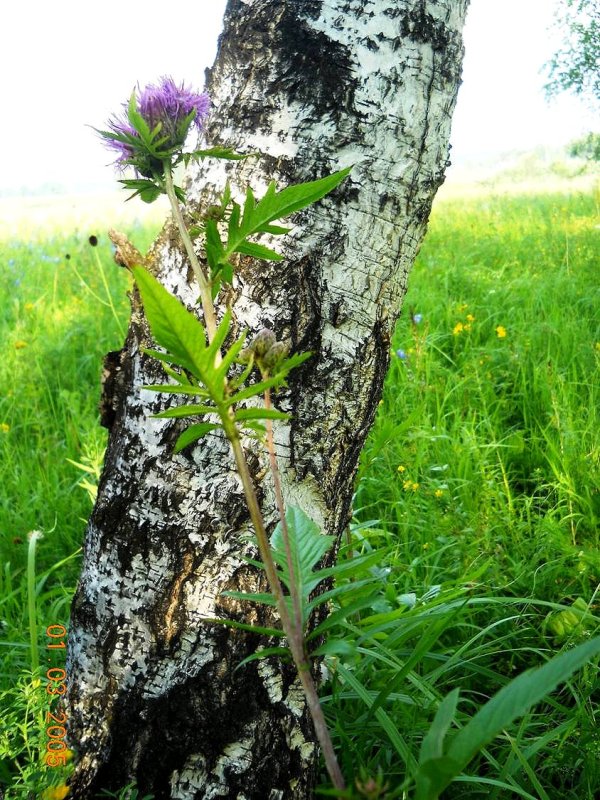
[{"xmin": 1, "ymin": 0, "xmax": 596, "ymax": 193}]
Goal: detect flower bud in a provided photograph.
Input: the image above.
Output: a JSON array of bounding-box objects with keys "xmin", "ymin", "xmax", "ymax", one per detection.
[
  {"xmin": 262, "ymin": 341, "xmax": 289, "ymax": 371},
  {"xmin": 251, "ymin": 329, "xmax": 277, "ymax": 357}
]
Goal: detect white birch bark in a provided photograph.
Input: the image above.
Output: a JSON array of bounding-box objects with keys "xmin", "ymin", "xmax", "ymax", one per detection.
[{"xmin": 66, "ymin": 1, "xmax": 469, "ymax": 797}]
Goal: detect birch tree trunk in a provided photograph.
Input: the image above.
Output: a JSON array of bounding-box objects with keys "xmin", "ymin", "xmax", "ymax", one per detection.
[{"xmin": 66, "ymin": 1, "xmax": 469, "ymax": 797}]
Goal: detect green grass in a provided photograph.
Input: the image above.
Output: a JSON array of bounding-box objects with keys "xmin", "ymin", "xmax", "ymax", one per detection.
[
  {"xmin": 326, "ymin": 189, "xmax": 600, "ymax": 798},
  {"xmin": 0, "ymin": 189, "xmax": 599, "ymax": 798}
]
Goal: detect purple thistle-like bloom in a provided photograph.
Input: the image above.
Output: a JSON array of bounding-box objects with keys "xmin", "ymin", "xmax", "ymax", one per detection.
[
  {"xmin": 138, "ymin": 76, "xmax": 210, "ymax": 135},
  {"xmin": 102, "ymin": 76, "xmax": 210, "ymax": 172}
]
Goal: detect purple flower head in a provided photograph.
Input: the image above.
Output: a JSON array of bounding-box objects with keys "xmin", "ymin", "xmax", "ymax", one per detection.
[
  {"xmin": 412, "ymin": 313, "xmax": 423, "ymax": 324},
  {"xmin": 101, "ymin": 76, "xmax": 211, "ymax": 174},
  {"xmin": 138, "ymin": 77, "xmax": 210, "ymax": 136},
  {"xmin": 396, "ymin": 348, "xmax": 408, "ymax": 360}
]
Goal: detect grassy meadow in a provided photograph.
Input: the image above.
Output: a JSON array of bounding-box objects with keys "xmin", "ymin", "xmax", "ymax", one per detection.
[{"xmin": 0, "ymin": 174, "xmax": 598, "ymax": 798}]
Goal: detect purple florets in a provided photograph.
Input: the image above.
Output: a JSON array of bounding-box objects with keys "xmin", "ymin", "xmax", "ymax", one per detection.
[
  {"xmin": 138, "ymin": 77, "xmax": 210, "ymax": 135},
  {"xmin": 102, "ymin": 76, "xmax": 211, "ymax": 173}
]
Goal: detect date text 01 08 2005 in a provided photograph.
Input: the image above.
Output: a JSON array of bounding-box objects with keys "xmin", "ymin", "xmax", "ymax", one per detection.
[{"xmin": 45, "ymin": 624, "xmax": 68, "ymax": 767}]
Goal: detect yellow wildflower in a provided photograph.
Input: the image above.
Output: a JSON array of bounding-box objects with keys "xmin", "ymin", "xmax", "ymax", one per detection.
[
  {"xmin": 466, "ymin": 313, "xmax": 475, "ymax": 322},
  {"xmin": 434, "ymin": 489, "xmax": 444, "ymax": 498},
  {"xmin": 495, "ymin": 325, "xmax": 507, "ymax": 339},
  {"xmin": 457, "ymin": 303, "xmax": 468, "ymax": 312},
  {"xmin": 403, "ymin": 479, "xmax": 412, "ymax": 491},
  {"xmin": 24, "ymin": 302, "xmax": 35, "ymax": 312},
  {"xmin": 411, "ymin": 482, "xmax": 419, "ymax": 492},
  {"xmin": 0, "ymin": 423, "xmax": 9, "ymax": 433},
  {"xmin": 397, "ymin": 465, "xmax": 406, "ymax": 473},
  {"xmin": 14, "ymin": 340, "xmax": 28, "ymax": 349},
  {"xmin": 42, "ymin": 786, "xmax": 70, "ymax": 800},
  {"xmin": 453, "ymin": 322, "xmax": 464, "ymax": 336}
]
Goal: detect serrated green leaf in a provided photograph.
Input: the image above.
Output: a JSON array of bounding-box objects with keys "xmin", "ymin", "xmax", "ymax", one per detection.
[
  {"xmin": 241, "ymin": 186, "xmax": 256, "ymax": 231},
  {"xmin": 214, "ymin": 332, "xmax": 247, "ymax": 386},
  {"xmin": 153, "ymin": 404, "xmax": 217, "ymax": 419},
  {"xmin": 206, "ymin": 310, "xmax": 232, "ymax": 376},
  {"xmin": 142, "ymin": 348, "xmax": 192, "ymax": 371},
  {"xmin": 205, "ymin": 219, "xmax": 225, "ymax": 272},
  {"xmin": 189, "ymin": 146, "xmax": 255, "ymax": 161},
  {"xmin": 234, "ymin": 241, "xmax": 284, "ymax": 262},
  {"xmin": 304, "ymin": 577, "xmax": 378, "ymax": 615},
  {"xmin": 270, "ymin": 506, "xmax": 334, "ymax": 627},
  {"xmin": 133, "ymin": 267, "xmax": 207, "ymax": 377},
  {"xmin": 228, "ymin": 203, "xmax": 240, "ymax": 240},
  {"xmin": 174, "ymin": 422, "xmax": 220, "ymax": 452},
  {"xmin": 161, "ymin": 363, "xmax": 192, "ymax": 385},
  {"xmin": 139, "ymin": 185, "xmax": 162, "ymax": 203},
  {"xmin": 306, "ymin": 592, "xmax": 381, "ymax": 641},
  {"xmin": 259, "ymin": 223, "xmax": 291, "ymax": 235},
  {"xmin": 236, "ymin": 167, "xmax": 351, "ymax": 244},
  {"xmin": 220, "ymin": 591, "xmax": 277, "ymax": 607},
  {"xmin": 226, "ymin": 376, "xmax": 285, "ymax": 405}
]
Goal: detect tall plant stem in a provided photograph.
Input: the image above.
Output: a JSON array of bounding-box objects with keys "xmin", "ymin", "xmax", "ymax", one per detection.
[
  {"xmin": 264, "ymin": 387, "xmax": 303, "ymax": 636},
  {"xmin": 162, "ymin": 163, "xmax": 344, "ymax": 792},
  {"xmin": 163, "ymin": 162, "xmax": 218, "ymax": 341},
  {"xmin": 225, "ymin": 425, "xmax": 346, "ymax": 794}
]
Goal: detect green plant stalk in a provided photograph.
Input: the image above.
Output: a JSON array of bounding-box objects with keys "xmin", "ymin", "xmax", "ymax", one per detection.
[
  {"xmin": 264, "ymin": 386, "xmax": 304, "ymax": 636},
  {"xmin": 223, "ymin": 417, "xmax": 346, "ymax": 793},
  {"xmin": 162, "ymin": 161, "xmax": 345, "ymax": 792},
  {"xmin": 26, "ymin": 531, "xmax": 42, "ymax": 675},
  {"xmin": 163, "ymin": 161, "xmax": 218, "ymax": 341}
]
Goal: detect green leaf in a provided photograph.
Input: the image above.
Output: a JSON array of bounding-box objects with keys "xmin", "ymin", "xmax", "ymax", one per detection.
[
  {"xmin": 226, "ymin": 376, "xmax": 286, "ymax": 405},
  {"xmin": 205, "ymin": 219, "xmax": 225, "ymax": 273},
  {"xmin": 132, "ymin": 267, "xmax": 207, "ymax": 377},
  {"xmin": 336, "ymin": 663, "xmax": 418, "ymax": 770},
  {"xmin": 415, "ymin": 757, "xmax": 463, "ymax": 800},
  {"xmin": 153, "ymin": 404, "xmax": 217, "ymax": 419},
  {"xmin": 234, "ymin": 647, "xmax": 291, "ymax": 671},
  {"xmin": 188, "ymin": 146, "xmax": 256, "ymax": 161},
  {"xmin": 311, "ymin": 638, "xmax": 357, "ymax": 659},
  {"xmin": 237, "ymin": 167, "xmax": 351, "ymax": 241},
  {"xmin": 144, "ymin": 384, "xmax": 210, "ymax": 397},
  {"xmin": 174, "ymin": 423, "xmax": 220, "ymax": 452},
  {"xmin": 233, "ymin": 241, "xmax": 284, "ymax": 262},
  {"xmin": 220, "ymin": 591, "xmax": 277, "ymax": 608},
  {"xmin": 270, "ymin": 506, "xmax": 334, "ymax": 626},
  {"xmin": 419, "ymin": 689, "xmax": 460, "ymax": 765},
  {"xmin": 447, "ymin": 636, "xmax": 600, "ymax": 768},
  {"xmin": 410, "ymin": 636, "xmax": 600, "ymax": 800}
]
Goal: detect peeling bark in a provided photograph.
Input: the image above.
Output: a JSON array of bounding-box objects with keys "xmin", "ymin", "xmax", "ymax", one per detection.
[{"xmin": 66, "ymin": 1, "xmax": 469, "ymax": 797}]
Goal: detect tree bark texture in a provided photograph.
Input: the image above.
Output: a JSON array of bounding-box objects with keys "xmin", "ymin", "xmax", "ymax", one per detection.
[{"xmin": 66, "ymin": 1, "xmax": 469, "ymax": 797}]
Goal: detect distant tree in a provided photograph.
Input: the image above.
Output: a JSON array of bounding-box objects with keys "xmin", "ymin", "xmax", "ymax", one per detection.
[
  {"xmin": 568, "ymin": 130, "xmax": 600, "ymax": 159},
  {"xmin": 544, "ymin": 0, "xmax": 600, "ymax": 102}
]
